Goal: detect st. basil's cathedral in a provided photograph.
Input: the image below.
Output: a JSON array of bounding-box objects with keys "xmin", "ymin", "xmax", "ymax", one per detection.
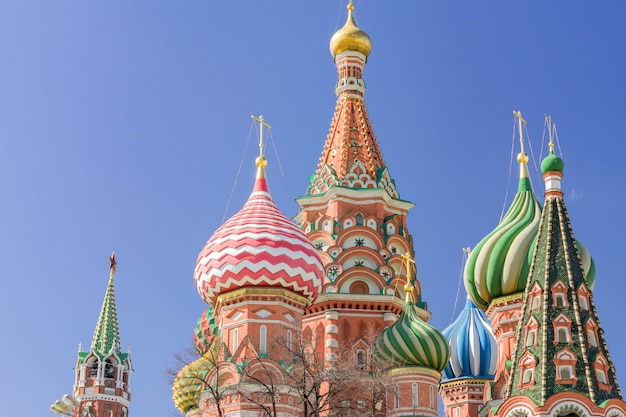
[{"xmin": 51, "ymin": 3, "xmax": 626, "ymax": 417}]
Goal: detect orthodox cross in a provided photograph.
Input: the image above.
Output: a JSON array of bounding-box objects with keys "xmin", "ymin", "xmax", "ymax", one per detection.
[
  {"xmin": 251, "ymin": 115, "xmax": 272, "ymax": 159},
  {"xmin": 513, "ymin": 110, "xmax": 528, "ymax": 156}
]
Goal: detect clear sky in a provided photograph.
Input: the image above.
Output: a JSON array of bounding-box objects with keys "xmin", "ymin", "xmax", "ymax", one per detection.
[{"xmin": 1, "ymin": 2, "xmax": 625, "ymax": 416}]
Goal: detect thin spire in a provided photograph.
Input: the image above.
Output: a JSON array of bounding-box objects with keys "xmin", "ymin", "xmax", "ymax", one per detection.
[
  {"xmin": 251, "ymin": 115, "xmax": 271, "ymax": 192},
  {"xmin": 90, "ymin": 252, "xmax": 121, "ymax": 356},
  {"xmin": 513, "ymin": 110, "xmax": 529, "ymax": 179},
  {"xmin": 546, "ymin": 114, "xmax": 557, "ymax": 154}
]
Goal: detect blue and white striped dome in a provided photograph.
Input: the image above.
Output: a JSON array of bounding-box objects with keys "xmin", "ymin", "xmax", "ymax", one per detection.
[{"xmin": 441, "ymin": 298, "xmax": 497, "ymax": 382}]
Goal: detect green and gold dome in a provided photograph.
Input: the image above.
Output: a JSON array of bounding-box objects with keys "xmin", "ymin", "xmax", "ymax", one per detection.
[
  {"xmin": 540, "ymin": 142, "xmax": 565, "ymax": 174},
  {"xmin": 374, "ymin": 283, "xmax": 450, "ymax": 371},
  {"xmin": 329, "ymin": 1, "xmax": 372, "ymax": 58}
]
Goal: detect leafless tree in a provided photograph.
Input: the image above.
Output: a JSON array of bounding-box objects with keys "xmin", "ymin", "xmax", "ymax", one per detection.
[{"xmin": 167, "ymin": 338, "xmax": 231, "ymax": 417}]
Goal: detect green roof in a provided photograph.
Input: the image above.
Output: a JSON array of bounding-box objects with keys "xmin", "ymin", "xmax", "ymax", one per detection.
[{"xmin": 506, "ymin": 197, "xmax": 622, "ymax": 405}]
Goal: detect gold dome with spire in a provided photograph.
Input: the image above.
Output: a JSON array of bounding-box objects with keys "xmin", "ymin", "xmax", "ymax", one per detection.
[{"xmin": 329, "ymin": 1, "xmax": 372, "ymax": 58}]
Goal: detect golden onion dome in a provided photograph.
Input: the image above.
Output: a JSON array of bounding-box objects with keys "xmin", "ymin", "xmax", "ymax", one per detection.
[
  {"xmin": 172, "ymin": 340, "xmax": 221, "ymax": 414},
  {"xmin": 329, "ymin": 2, "xmax": 372, "ymax": 58}
]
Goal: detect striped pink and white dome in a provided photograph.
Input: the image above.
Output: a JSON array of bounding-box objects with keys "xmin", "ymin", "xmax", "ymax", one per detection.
[{"xmin": 195, "ymin": 169, "xmax": 324, "ymax": 307}]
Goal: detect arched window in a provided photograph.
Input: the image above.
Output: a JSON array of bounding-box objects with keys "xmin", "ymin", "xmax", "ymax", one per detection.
[
  {"xmin": 522, "ymin": 369, "xmax": 533, "ymax": 384},
  {"xmin": 356, "ymin": 349, "xmax": 366, "ymax": 371},
  {"xmin": 588, "ymin": 329, "xmax": 598, "ymax": 347},
  {"xmin": 355, "ymin": 214, "xmax": 364, "ymax": 226},
  {"xmin": 526, "ymin": 330, "xmax": 536, "ymax": 347},
  {"xmin": 579, "ymin": 295, "xmax": 588, "ymax": 310},
  {"xmin": 90, "ymin": 362, "xmax": 98, "ymax": 377},
  {"xmin": 531, "ymin": 296, "xmax": 540, "ymax": 311},
  {"xmin": 557, "ymin": 328, "xmax": 569, "ymax": 343},
  {"xmin": 232, "ymin": 328, "xmax": 239, "ymax": 353},
  {"xmin": 259, "ymin": 325, "xmax": 267, "ymax": 354},
  {"xmin": 104, "ymin": 360, "xmax": 114, "ymax": 378},
  {"xmin": 555, "ymin": 294, "xmax": 565, "ymax": 307},
  {"xmin": 597, "ymin": 369, "xmax": 608, "ymax": 384}
]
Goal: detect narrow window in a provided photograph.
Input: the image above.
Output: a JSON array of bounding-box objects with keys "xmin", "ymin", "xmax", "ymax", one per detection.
[
  {"xmin": 286, "ymin": 330, "xmax": 293, "ymax": 352},
  {"xmin": 557, "ymin": 328, "xmax": 568, "ymax": 343},
  {"xmin": 104, "ymin": 360, "xmax": 114, "ymax": 378},
  {"xmin": 356, "ymin": 350, "xmax": 366, "ymax": 371},
  {"xmin": 526, "ymin": 330, "xmax": 536, "ymax": 347},
  {"xmin": 394, "ymin": 385, "xmax": 400, "ymax": 409},
  {"xmin": 523, "ymin": 369, "xmax": 533, "ymax": 384},
  {"xmin": 556, "ymin": 294, "xmax": 565, "ymax": 307},
  {"xmin": 259, "ymin": 325, "xmax": 267, "ymax": 354},
  {"xmin": 579, "ymin": 295, "xmax": 588, "ymax": 310},
  {"xmin": 355, "ymin": 214, "xmax": 364, "ymax": 226},
  {"xmin": 232, "ymin": 328, "xmax": 239, "ymax": 353},
  {"xmin": 429, "ymin": 386, "xmax": 434, "ymax": 409},
  {"xmin": 588, "ymin": 330, "xmax": 598, "ymax": 347},
  {"xmin": 531, "ymin": 296, "xmax": 540, "ymax": 310},
  {"xmin": 560, "ymin": 366, "xmax": 572, "ymax": 379},
  {"xmin": 597, "ymin": 369, "xmax": 608, "ymax": 384}
]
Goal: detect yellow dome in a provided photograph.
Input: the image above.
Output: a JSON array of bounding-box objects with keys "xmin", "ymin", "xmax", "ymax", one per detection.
[
  {"xmin": 172, "ymin": 346, "xmax": 219, "ymax": 413},
  {"xmin": 329, "ymin": 2, "xmax": 372, "ymax": 58}
]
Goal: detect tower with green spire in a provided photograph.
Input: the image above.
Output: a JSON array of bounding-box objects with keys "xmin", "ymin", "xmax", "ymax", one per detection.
[
  {"xmin": 73, "ymin": 253, "xmax": 132, "ymax": 417},
  {"xmin": 493, "ymin": 121, "xmax": 626, "ymax": 417}
]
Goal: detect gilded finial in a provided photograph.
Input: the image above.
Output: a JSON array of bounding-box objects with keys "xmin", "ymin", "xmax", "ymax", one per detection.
[
  {"xmin": 109, "ymin": 252, "xmax": 117, "ymax": 278},
  {"xmin": 400, "ymin": 252, "xmax": 417, "ymax": 302},
  {"xmin": 546, "ymin": 114, "xmax": 555, "ymax": 153},
  {"xmin": 513, "ymin": 110, "xmax": 529, "ymax": 178},
  {"xmin": 251, "ymin": 115, "xmax": 272, "ymax": 174},
  {"xmin": 348, "ymin": 0, "xmax": 354, "ymax": 11}
]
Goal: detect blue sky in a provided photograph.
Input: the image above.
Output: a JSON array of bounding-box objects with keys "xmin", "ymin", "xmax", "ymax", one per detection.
[{"xmin": 1, "ymin": 2, "xmax": 625, "ymax": 416}]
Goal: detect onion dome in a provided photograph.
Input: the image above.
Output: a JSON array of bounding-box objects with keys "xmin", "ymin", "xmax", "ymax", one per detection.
[
  {"xmin": 540, "ymin": 149, "xmax": 564, "ymax": 174},
  {"xmin": 374, "ymin": 284, "xmax": 450, "ymax": 371},
  {"xmin": 441, "ymin": 298, "xmax": 497, "ymax": 382},
  {"xmin": 194, "ymin": 308, "xmax": 218, "ymax": 355},
  {"xmin": 577, "ymin": 240, "xmax": 596, "ymax": 289},
  {"xmin": 464, "ymin": 119, "xmax": 542, "ymax": 310},
  {"xmin": 329, "ymin": 1, "xmax": 372, "ymax": 58},
  {"xmin": 172, "ymin": 351, "xmax": 215, "ymax": 414},
  {"xmin": 195, "ymin": 146, "xmax": 324, "ymax": 307}
]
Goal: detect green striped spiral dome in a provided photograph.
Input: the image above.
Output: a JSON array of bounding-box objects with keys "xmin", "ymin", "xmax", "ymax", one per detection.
[
  {"xmin": 464, "ymin": 177, "xmax": 541, "ymax": 310},
  {"xmin": 374, "ymin": 297, "xmax": 450, "ymax": 371}
]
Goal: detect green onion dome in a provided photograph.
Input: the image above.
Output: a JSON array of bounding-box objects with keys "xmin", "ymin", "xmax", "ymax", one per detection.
[
  {"xmin": 577, "ymin": 240, "xmax": 596, "ymax": 289},
  {"xmin": 464, "ymin": 158, "xmax": 542, "ymax": 310},
  {"xmin": 374, "ymin": 285, "xmax": 450, "ymax": 371},
  {"xmin": 172, "ymin": 338, "xmax": 221, "ymax": 414},
  {"xmin": 540, "ymin": 150, "xmax": 564, "ymax": 174}
]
